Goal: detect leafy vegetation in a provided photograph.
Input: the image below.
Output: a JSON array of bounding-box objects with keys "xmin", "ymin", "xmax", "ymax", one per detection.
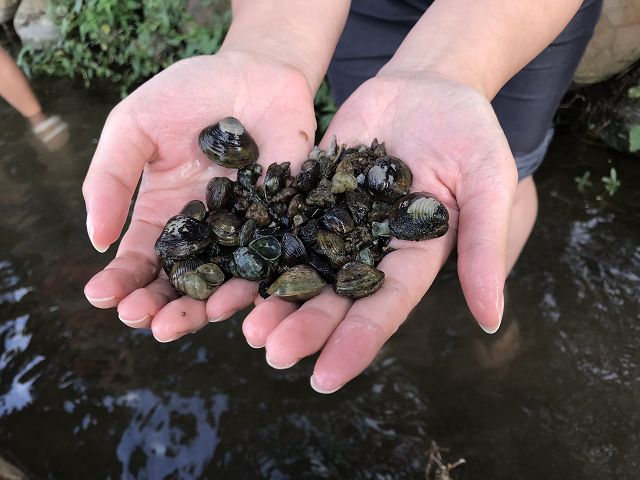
[
  {"xmin": 18, "ymin": 0, "xmax": 229, "ymax": 97},
  {"xmin": 17, "ymin": 0, "xmax": 337, "ymax": 134}
]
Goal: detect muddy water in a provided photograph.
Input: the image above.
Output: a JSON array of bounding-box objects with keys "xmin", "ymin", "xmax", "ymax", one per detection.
[{"xmin": 0, "ymin": 75, "xmax": 638, "ymax": 479}]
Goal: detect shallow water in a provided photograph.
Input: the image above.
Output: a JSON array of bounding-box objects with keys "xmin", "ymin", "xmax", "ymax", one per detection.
[{"xmin": 0, "ymin": 75, "xmax": 639, "ymax": 479}]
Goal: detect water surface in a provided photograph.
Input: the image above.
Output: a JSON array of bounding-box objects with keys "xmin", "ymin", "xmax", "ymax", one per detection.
[{"xmin": 0, "ymin": 77, "xmax": 638, "ymax": 479}]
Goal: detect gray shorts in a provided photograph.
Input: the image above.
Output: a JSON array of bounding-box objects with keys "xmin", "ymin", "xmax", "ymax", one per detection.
[{"xmin": 328, "ymin": 0, "xmax": 603, "ymax": 180}]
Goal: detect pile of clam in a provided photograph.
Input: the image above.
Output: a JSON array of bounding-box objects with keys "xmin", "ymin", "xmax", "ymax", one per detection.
[{"xmin": 154, "ymin": 117, "xmax": 449, "ymax": 302}]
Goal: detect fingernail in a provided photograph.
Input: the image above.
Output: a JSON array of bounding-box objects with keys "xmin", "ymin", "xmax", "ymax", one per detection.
[
  {"xmin": 246, "ymin": 338, "xmax": 265, "ymax": 349},
  {"xmin": 118, "ymin": 313, "xmax": 150, "ymax": 327},
  {"xmin": 87, "ymin": 217, "xmax": 110, "ymax": 253},
  {"xmin": 265, "ymin": 351, "xmax": 298, "ymax": 370},
  {"xmin": 153, "ymin": 332, "xmax": 180, "ymax": 343},
  {"xmin": 480, "ymin": 322, "xmax": 500, "ymax": 334},
  {"xmin": 310, "ymin": 375, "xmax": 343, "ymax": 394},
  {"xmin": 85, "ymin": 294, "xmax": 116, "ymax": 308},
  {"xmin": 209, "ymin": 312, "xmax": 232, "ymax": 323}
]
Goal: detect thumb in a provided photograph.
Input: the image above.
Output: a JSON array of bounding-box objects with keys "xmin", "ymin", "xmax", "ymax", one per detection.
[
  {"xmin": 82, "ymin": 104, "xmax": 155, "ymax": 252},
  {"xmin": 456, "ymin": 159, "xmax": 517, "ymax": 333}
]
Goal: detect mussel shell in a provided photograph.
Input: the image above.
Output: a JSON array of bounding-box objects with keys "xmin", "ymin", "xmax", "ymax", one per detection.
[
  {"xmin": 238, "ymin": 218, "xmax": 257, "ymax": 247},
  {"xmin": 198, "ymin": 117, "xmax": 258, "ymax": 168},
  {"xmin": 249, "ymin": 236, "xmax": 281, "ymax": 261},
  {"xmin": 315, "ymin": 229, "xmax": 349, "ymax": 268},
  {"xmin": 267, "ymin": 265, "xmax": 327, "ymax": 302},
  {"xmin": 345, "ymin": 188, "xmax": 372, "ymax": 225},
  {"xmin": 205, "ymin": 177, "xmax": 235, "ymax": 211},
  {"xmin": 236, "ymin": 163, "xmax": 263, "ymax": 190},
  {"xmin": 296, "ymin": 159, "xmax": 320, "ymax": 192},
  {"xmin": 365, "ymin": 155, "xmax": 413, "ymax": 202},
  {"xmin": 264, "ymin": 162, "xmax": 290, "ymax": 197},
  {"xmin": 246, "ymin": 201, "xmax": 271, "ymax": 227},
  {"xmin": 321, "ymin": 207, "xmax": 354, "ymax": 234},
  {"xmin": 333, "ymin": 261, "xmax": 385, "ymax": 299},
  {"xmin": 281, "ymin": 232, "xmax": 308, "ymax": 266},
  {"xmin": 233, "ymin": 247, "xmax": 271, "ymax": 281},
  {"xmin": 180, "ymin": 200, "xmax": 207, "ymax": 221},
  {"xmin": 388, "ymin": 192, "xmax": 449, "ymax": 241},
  {"xmin": 305, "ymin": 178, "xmax": 336, "ymax": 208},
  {"xmin": 154, "ymin": 214, "xmax": 212, "ymax": 260},
  {"xmin": 207, "ymin": 210, "xmax": 243, "ymax": 246}
]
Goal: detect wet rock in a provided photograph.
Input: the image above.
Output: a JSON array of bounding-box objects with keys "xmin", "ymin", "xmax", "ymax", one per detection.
[
  {"xmin": 575, "ymin": 0, "xmax": 640, "ymax": 84},
  {"xmin": 14, "ymin": 0, "xmax": 61, "ymax": 49}
]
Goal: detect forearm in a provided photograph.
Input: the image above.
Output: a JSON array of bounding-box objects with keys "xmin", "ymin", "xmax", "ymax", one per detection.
[
  {"xmin": 221, "ymin": 0, "xmax": 351, "ymax": 92},
  {"xmin": 380, "ymin": 0, "xmax": 584, "ymax": 98}
]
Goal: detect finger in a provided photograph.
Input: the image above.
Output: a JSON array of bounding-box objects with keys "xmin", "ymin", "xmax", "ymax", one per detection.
[
  {"xmin": 310, "ymin": 243, "xmax": 452, "ymax": 394},
  {"xmin": 264, "ymin": 287, "xmax": 352, "ymax": 369},
  {"xmin": 206, "ymin": 278, "xmax": 259, "ymax": 322},
  {"xmin": 456, "ymin": 164, "xmax": 517, "ymax": 333},
  {"xmin": 242, "ymin": 298, "xmax": 299, "ymax": 349},
  {"xmin": 117, "ymin": 278, "xmax": 178, "ymax": 329},
  {"xmin": 150, "ymin": 296, "xmax": 208, "ymax": 342},
  {"xmin": 84, "ymin": 218, "xmax": 161, "ymax": 308},
  {"xmin": 83, "ymin": 103, "xmax": 155, "ymax": 252}
]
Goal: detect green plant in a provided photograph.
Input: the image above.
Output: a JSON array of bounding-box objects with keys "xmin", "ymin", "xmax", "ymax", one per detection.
[
  {"xmin": 314, "ymin": 79, "xmax": 337, "ymax": 140},
  {"xmin": 574, "ymin": 171, "xmax": 593, "ymax": 194},
  {"xmin": 18, "ymin": 0, "xmax": 230, "ymax": 96},
  {"xmin": 601, "ymin": 167, "xmax": 621, "ymax": 197}
]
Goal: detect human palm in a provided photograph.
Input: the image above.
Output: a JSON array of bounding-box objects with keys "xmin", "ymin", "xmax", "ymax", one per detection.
[
  {"xmin": 83, "ymin": 52, "xmax": 317, "ymax": 338},
  {"xmin": 241, "ymin": 73, "xmax": 518, "ymax": 393}
]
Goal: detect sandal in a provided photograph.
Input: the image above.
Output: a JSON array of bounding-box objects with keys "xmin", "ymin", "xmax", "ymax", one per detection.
[{"xmin": 32, "ymin": 114, "xmax": 70, "ymax": 151}]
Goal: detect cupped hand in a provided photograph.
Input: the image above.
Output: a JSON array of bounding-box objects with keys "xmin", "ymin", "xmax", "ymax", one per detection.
[
  {"xmin": 242, "ymin": 72, "xmax": 518, "ymax": 393},
  {"xmin": 83, "ymin": 51, "xmax": 317, "ymax": 341}
]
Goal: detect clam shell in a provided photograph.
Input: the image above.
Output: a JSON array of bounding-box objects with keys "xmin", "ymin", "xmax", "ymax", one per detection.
[
  {"xmin": 207, "ymin": 210, "xmax": 243, "ymax": 246},
  {"xmin": 205, "ymin": 177, "xmax": 235, "ymax": 211},
  {"xmin": 389, "ymin": 192, "xmax": 449, "ymax": 241},
  {"xmin": 180, "ymin": 200, "xmax": 207, "ymax": 221},
  {"xmin": 198, "ymin": 117, "xmax": 259, "ymax": 168},
  {"xmin": 320, "ymin": 207, "xmax": 354, "ymax": 234},
  {"xmin": 154, "ymin": 215, "xmax": 211, "ymax": 260},
  {"xmin": 295, "ymin": 159, "xmax": 320, "ymax": 192},
  {"xmin": 238, "ymin": 218, "xmax": 257, "ymax": 247},
  {"xmin": 365, "ymin": 155, "xmax": 413, "ymax": 202},
  {"xmin": 264, "ymin": 162, "xmax": 291, "ymax": 197},
  {"xmin": 315, "ymin": 229, "xmax": 349, "ymax": 268},
  {"xmin": 233, "ymin": 247, "xmax": 271, "ymax": 281},
  {"xmin": 281, "ymin": 232, "xmax": 308, "ymax": 266},
  {"xmin": 170, "ymin": 260, "xmax": 224, "ymax": 300},
  {"xmin": 333, "ymin": 261, "xmax": 385, "ymax": 299},
  {"xmin": 267, "ymin": 265, "xmax": 327, "ymax": 301},
  {"xmin": 249, "ymin": 235, "xmax": 281, "ymax": 261}
]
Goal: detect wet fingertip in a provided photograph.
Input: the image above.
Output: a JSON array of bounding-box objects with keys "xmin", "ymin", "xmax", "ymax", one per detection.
[
  {"xmin": 310, "ymin": 375, "xmax": 343, "ymax": 395},
  {"xmin": 85, "ymin": 292, "xmax": 117, "ymax": 308}
]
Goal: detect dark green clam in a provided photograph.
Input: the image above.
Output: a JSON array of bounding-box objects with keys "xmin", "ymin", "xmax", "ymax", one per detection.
[{"xmin": 198, "ymin": 116, "xmax": 259, "ymax": 168}]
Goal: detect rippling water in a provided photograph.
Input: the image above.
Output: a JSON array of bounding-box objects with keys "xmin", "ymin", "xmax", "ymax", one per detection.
[{"xmin": 0, "ymin": 76, "xmax": 638, "ymax": 479}]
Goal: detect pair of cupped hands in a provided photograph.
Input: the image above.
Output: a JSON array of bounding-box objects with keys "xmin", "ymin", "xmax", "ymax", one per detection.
[{"xmin": 83, "ymin": 51, "xmax": 517, "ymax": 394}]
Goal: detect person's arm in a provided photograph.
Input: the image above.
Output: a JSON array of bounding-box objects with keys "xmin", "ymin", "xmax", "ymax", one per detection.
[
  {"xmin": 380, "ymin": 0, "xmax": 584, "ymax": 98},
  {"xmin": 221, "ymin": 0, "xmax": 350, "ymax": 93}
]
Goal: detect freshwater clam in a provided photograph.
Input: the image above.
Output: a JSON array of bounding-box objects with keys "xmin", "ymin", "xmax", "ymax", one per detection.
[
  {"xmin": 281, "ymin": 232, "xmax": 308, "ymax": 266},
  {"xmin": 154, "ymin": 215, "xmax": 211, "ymax": 260},
  {"xmin": 264, "ymin": 162, "xmax": 290, "ymax": 197},
  {"xmin": 321, "ymin": 206, "xmax": 354, "ymax": 234},
  {"xmin": 198, "ymin": 117, "xmax": 259, "ymax": 168},
  {"xmin": 205, "ymin": 177, "xmax": 235, "ymax": 211},
  {"xmin": 267, "ymin": 264, "xmax": 327, "ymax": 301},
  {"xmin": 295, "ymin": 159, "xmax": 320, "ymax": 192},
  {"xmin": 180, "ymin": 200, "xmax": 207, "ymax": 221},
  {"xmin": 233, "ymin": 247, "xmax": 271, "ymax": 281},
  {"xmin": 207, "ymin": 210, "xmax": 243, "ymax": 246},
  {"xmin": 249, "ymin": 236, "xmax": 281, "ymax": 261},
  {"xmin": 388, "ymin": 192, "xmax": 449, "ymax": 240},
  {"xmin": 333, "ymin": 261, "xmax": 385, "ymax": 299},
  {"xmin": 365, "ymin": 155, "xmax": 413, "ymax": 202}
]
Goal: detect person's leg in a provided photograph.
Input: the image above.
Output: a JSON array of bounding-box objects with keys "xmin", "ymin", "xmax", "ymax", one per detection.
[
  {"xmin": 0, "ymin": 46, "xmax": 70, "ymax": 150},
  {"xmin": 328, "ymin": 0, "xmax": 432, "ymax": 106},
  {"xmin": 0, "ymin": 46, "xmax": 44, "ymax": 125},
  {"xmin": 495, "ymin": 0, "xmax": 603, "ymax": 272}
]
